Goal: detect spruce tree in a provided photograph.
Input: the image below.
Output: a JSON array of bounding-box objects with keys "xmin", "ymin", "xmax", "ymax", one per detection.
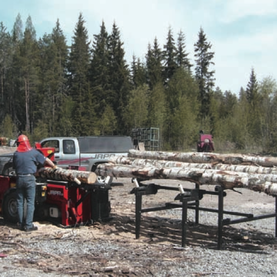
[
  {"xmin": 194, "ymin": 27, "xmax": 215, "ymax": 120},
  {"xmin": 146, "ymin": 38, "xmax": 163, "ymax": 90},
  {"xmin": 245, "ymin": 68, "xmax": 262, "ymax": 145},
  {"xmin": 107, "ymin": 22, "xmax": 131, "ymax": 134},
  {"xmin": 18, "ymin": 15, "xmax": 39, "ymax": 133},
  {"xmin": 90, "ymin": 21, "xmax": 110, "ymax": 117},
  {"xmin": 0, "ymin": 22, "xmax": 12, "ymax": 119},
  {"xmin": 176, "ymin": 30, "xmax": 192, "ymax": 71},
  {"xmin": 68, "ymin": 13, "xmax": 94, "ymax": 135},
  {"xmin": 163, "ymin": 26, "xmax": 177, "ymax": 85},
  {"xmin": 131, "ymin": 55, "xmax": 147, "ymax": 89},
  {"xmin": 36, "ymin": 20, "xmax": 68, "ymax": 137}
]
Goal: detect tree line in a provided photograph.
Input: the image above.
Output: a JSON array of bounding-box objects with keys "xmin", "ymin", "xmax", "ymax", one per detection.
[{"xmin": 0, "ymin": 13, "xmax": 276, "ymax": 153}]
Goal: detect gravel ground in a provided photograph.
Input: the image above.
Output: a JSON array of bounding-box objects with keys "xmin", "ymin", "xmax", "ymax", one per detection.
[{"xmin": 0, "ymin": 177, "xmax": 277, "ymax": 276}]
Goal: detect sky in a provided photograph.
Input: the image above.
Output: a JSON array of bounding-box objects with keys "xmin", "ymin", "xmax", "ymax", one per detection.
[{"xmin": 1, "ymin": 0, "xmax": 277, "ymax": 94}]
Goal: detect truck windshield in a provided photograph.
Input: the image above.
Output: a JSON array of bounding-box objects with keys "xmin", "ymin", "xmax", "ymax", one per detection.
[{"xmin": 78, "ymin": 137, "xmax": 133, "ymax": 153}]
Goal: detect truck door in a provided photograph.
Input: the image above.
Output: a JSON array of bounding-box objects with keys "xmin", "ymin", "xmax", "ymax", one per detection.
[
  {"xmin": 40, "ymin": 139, "xmax": 78, "ymax": 169},
  {"xmin": 60, "ymin": 139, "xmax": 79, "ymax": 168}
]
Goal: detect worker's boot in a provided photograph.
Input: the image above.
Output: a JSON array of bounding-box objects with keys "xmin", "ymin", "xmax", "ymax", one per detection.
[{"xmin": 24, "ymin": 224, "xmax": 38, "ymax": 232}]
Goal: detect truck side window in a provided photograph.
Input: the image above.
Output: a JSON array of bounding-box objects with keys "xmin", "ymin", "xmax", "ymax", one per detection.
[
  {"xmin": 41, "ymin": 140, "xmax": 60, "ymax": 153},
  {"xmin": 63, "ymin": 140, "xmax": 75, "ymax": 154}
]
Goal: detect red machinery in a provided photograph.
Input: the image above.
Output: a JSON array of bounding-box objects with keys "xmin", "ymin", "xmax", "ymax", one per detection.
[
  {"xmin": 197, "ymin": 132, "xmax": 214, "ymax": 152},
  {"xmin": 0, "ymin": 144, "xmax": 111, "ymax": 227}
]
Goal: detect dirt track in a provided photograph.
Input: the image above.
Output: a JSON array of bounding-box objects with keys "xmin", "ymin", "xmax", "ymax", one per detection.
[{"xmin": 0, "ymin": 177, "xmax": 277, "ymax": 276}]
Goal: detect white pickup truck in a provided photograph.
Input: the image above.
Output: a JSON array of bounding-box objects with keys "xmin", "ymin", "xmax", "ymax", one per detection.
[{"xmin": 39, "ymin": 136, "xmax": 134, "ymax": 184}]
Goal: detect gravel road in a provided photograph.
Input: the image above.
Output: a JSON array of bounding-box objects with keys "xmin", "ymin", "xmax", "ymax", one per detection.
[{"xmin": 0, "ymin": 177, "xmax": 277, "ymax": 276}]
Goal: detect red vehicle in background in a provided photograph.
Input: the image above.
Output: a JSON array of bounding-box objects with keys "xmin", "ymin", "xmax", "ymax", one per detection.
[{"xmin": 197, "ymin": 131, "xmax": 214, "ymax": 152}]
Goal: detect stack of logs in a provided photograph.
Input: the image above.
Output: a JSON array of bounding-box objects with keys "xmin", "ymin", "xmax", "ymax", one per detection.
[{"xmin": 95, "ymin": 149, "xmax": 277, "ymax": 196}]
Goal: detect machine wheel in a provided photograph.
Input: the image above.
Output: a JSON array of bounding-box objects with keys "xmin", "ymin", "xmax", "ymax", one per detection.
[
  {"xmin": 92, "ymin": 164, "xmax": 113, "ymax": 185},
  {"xmin": 3, "ymin": 191, "xmax": 26, "ymax": 223},
  {"xmin": 3, "ymin": 191, "xmax": 18, "ymax": 223},
  {"xmin": 96, "ymin": 175, "xmax": 113, "ymax": 185},
  {"xmin": 2, "ymin": 162, "xmax": 16, "ymax": 176}
]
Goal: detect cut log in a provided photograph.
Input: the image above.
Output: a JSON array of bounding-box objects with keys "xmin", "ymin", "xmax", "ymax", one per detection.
[
  {"xmin": 108, "ymin": 156, "xmax": 277, "ymax": 175},
  {"xmin": 128, "ymin": 149, "xmax": 277, "ymax": 167},
  {"xmin": 95, "ymin": 163, "xmax": 277, "ymax": 196},
  {"xmin": 38, "ymin": 167, "xmax": 97, "ymax": 184}
]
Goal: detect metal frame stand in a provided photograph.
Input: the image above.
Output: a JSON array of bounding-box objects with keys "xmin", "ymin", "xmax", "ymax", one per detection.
[{"xmin": 130, "ymin": 182, "xmax": 277, "ymax": 249}]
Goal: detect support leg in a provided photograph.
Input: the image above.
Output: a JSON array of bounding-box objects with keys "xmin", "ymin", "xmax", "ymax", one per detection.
[
  {"xmin": 195, "ymin": 183, "xmax": 200, "ymax": 224},
  {"xmin": 275, "ymin": 197, "xmax": 277, "ymax": 238},
  {"xmin": 135, "ymin": 193, "xmax": 142, "ymax": 239},
  {"xmin": 182, "ymin": 199, "xmax": 188, "ymax": 247},
  {"xmin": 217, "ymin": 186, "xmax": 224, "ymax": 250}
]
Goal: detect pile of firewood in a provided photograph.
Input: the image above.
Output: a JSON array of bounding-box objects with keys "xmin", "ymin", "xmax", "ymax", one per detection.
[{"xmin": 95, "ymin": 150, "xmax": 277, "ymax": 196}]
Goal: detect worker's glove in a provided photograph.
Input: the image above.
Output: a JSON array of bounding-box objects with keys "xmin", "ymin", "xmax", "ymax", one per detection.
[{"xmin": 52, "ymin": 165, "xmax": 60, "ymax": 171}]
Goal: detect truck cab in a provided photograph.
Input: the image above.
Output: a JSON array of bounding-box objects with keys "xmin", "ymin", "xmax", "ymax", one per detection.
[{"xmin": 39, "ymin": 136, "xmax": 134, "ymax": 184}]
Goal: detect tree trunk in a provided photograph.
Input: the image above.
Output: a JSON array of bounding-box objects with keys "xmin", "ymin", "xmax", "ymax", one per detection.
[
  {"xmin": 37, "ymin": 167, "xmax": 97, "ymax": 184},
  {"xmin": 108, "ymin": 156, "xmax": 277, "ymax": 175},
  {"xmin": 128, "ymin": 149, "xmax": 277, "ymax": 167},
  {"xmin": 95, "ymin": 163, "xmax": 277, "ymax": 196}
]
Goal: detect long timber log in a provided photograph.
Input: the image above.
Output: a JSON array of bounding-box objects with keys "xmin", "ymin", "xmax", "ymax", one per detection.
[
  {"xmin": 108, "ymin": 156, "xmax": 277, "ymax": 175},
  {"xmin": 38, "ymin": 167, "xmax": 97, "ymax": 184},
  {"xmin": 128, "ymin": 149, "xmax": 277, "ymax": 167},
  {"xmin": 95, "ymin": 163, "xmax": 277, "ymax": 196}
]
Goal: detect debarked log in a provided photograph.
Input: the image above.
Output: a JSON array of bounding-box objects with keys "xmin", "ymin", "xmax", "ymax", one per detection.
[
  {"xmin": 128, "ymin": 149, "xmax": 277, "ymax": 167},
  {"xmin": 95, "ymin": 163, "xmax": 277, "ymax": 196},
  {"xmin": 37, "ymin": 167, "xmax": 97, "ymax": 184},
  {"xmin": 108, "ymin": 156, "xmax": 277, "ymax": 175}
]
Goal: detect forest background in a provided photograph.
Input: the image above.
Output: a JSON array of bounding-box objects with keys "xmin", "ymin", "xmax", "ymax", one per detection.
[{"xmin": 0, "ymin": 13, "xmax": 277, "ymax": 153}]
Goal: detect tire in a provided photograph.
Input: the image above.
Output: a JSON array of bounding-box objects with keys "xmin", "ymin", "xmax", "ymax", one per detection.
[
  {"xmin": 96, "ymin": 175, "xmax": 113, "ymax": 185},
  {"xmin": 3, "ymin": 190, "xmax": 26, "ymax": 223},
  {"xmin": 3, "ymin": 190, "xmax": 18, "ymax": 223},
  {"xmin": 3, "ymin": 162, "xmax": 16, "ymax": 176}
]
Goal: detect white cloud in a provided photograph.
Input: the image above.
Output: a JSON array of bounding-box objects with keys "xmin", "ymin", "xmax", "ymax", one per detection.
[{"xmin": 219, "ymin": 0, "xmax": 277, "ymax": 23}]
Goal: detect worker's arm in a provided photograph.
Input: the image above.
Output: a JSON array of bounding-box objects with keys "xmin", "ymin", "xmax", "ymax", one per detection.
[{"xmin": 45, "ymin": 157, "xmax": 58, "ymax": 169}]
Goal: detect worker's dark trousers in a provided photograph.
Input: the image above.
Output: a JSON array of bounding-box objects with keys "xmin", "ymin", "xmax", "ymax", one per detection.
[{"xmin": 16, "ymin": 175, "xmax": 36, "ymax": 228}]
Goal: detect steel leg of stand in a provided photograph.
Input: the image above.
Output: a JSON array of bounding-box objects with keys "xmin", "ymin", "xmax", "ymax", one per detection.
[
  {"xmin": 195, "ymin": 183, "xmax": 200, "ymax": 224},
  {"xmin": 275, "ymin": 197, "xmax": 277, "ymax": 238},
  {"xmin": 135, "ymin": 193, "xmax": 142, "ymax": 239},
  {"xmin": 182, "ymin": 199, "xmax": 188, "ymax": 247},
  {"xmin": 217, "ymin": 187, "xmax": 224, "ymax": 250}
]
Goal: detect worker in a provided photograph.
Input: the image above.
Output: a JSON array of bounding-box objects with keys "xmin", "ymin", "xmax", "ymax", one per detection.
[{"xmin": 13, "ymin": 134, "xmax": 58, "ymax": 232}]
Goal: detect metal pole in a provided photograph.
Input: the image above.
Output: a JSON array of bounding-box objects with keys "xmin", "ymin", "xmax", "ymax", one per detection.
[
  {"xmin": 135, "ymin": 192, "xmax": 142, "ymax": 239},
  {"xmin": 275, "ymin": 196, "xmax": 277, "ymax": 238},
  {"xmin": 195, "ymin": 183, "xmax": 200, "ymax": 224},
  {"xmin": 217, "ymin": 186, "xmax": 224, "ymax": 250},
  {"xmin": 182, "ymin": 198, "xmax": 188, "ymax": 247}
]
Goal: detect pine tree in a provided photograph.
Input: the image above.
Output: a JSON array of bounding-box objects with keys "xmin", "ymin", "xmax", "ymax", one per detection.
[
  {"xmin": 90, "ymin": 21, "xmax": 110, "ymax": 117},
  {"xmin": 131, "ymin": 55, "xmax": 147, "ymax": 89},
  {"xmin": 107, "ymin": 22, "xmax": 131, "ymax": 134},
  {"xmin": 36, "ymin": 19, "xmax": 68, "ymax": 137},
  {"xmin": 0, "ymin": 22, "xmax": 12, "ymax": 118},
  {"xmin": 146, "ymin": 38, "xmax": 163, "ymax": 90},
  {"xmin": 163, "ymin": 26, "xmax": 177, "ymax": 85},
  {"xmin": 194, "ymin": 27, "xmax": 215, "ymax": 120},
  {"xmin": 8, "ymin": 14, "xmax": 24, "ymax": 132},
  {"xmin": 246, "ymin": 68, "xmax": 259, "ymax": 104},
  {"xmin": 176, "ymin": 30, "xmax": 192, "ymax": 71},
  {"xmin": 19, "ymin": 15, "xmax": 39, "ymax": 133},
  {"xmin": 68, "ymin": 13, "xmax": 94, "ymax": 135},
  {"xmin": 245, "ymin": 68, "xmax": 262, "ymax": 146}
]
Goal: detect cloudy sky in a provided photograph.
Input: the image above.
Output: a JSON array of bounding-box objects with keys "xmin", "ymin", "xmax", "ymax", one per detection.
[{"xmin": 1, "ymin": 0, "xmax": 277, "ymax": 94}]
